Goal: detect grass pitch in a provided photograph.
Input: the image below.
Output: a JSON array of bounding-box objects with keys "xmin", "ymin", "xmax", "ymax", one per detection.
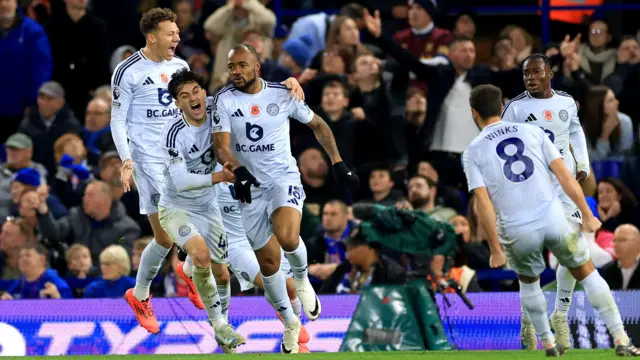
[{"xmin": 4, "ymin": 349, "xmax": 616, "ymax": 360}]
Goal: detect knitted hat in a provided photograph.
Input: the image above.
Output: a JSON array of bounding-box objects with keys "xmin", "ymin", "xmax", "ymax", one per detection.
[
  {"xmin": 14, "ymin": 168, "xmax": 41, "ymax": 187},
  {"xmin": 282, "ymin": 35, "xmax": 313, "ymax": 68},
  {"xmin": 408, "ymin": 0, "xmax": 437, "ymax": 17}
]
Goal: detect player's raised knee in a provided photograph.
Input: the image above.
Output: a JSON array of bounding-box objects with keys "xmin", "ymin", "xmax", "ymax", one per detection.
[
  {"xmin": 184, "ymin": 236, "xmax": 210, "ymax": 267},
  {"xmin": 212, "ymin": 264, "xmax": 231, "ymax": 284}
]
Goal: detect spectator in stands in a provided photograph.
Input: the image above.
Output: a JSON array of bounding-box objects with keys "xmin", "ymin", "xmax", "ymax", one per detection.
[
  {"xmin": 0, "ymin": 134, "xmax": 48, "ymax": 219},
  {"xmin": 307, "ymin": 200, "xmax": 356, "ymax": 282},
  {"xmin": 173, "ymin": 0, "xmax": 209, "ymax": 60},
  {"xmin": 450, "ymin": 213, "xmax": 490, "ymax": 271},
  {"xmin": 416, "ymin": 160, "xmax": 464, "ymax": 214},
  {"xmin": 596, "ymin": 177, "xmax": 640, "ymax": 232},
  {"xmin": 84, "ymin": 245, "xmax": 135, "ymax": 298},
  {"xmin": 52, "ymin": 133, "xmax": 92, "ymax": 208},
  {"xmin": 579, "ymin": 20, "xmax": 617, "ymax": 85},
  {"xmin": 130, "ymin": 237, "xmax": 152, "ymax": 276},
  {"xmin": 601, "ymin": 224, "xmax": 640, "ymax": 290},
  {"xmin": 11, "ymin": 168, "xmax": 67, "ymax": 222},
  {"xmin": 499, "ymin": 25, "xmax": 535, "ymax": 65},
  {"xmin": 363, "ymin": 166, "xmax": 403, "ymax": 206},
  {"xmin": 298, "ymin": 148, "xmax": 349, "ymax": 214},
  {"xmin": 308, "ymin": 15, "xmax": 364, "ymax": 71},
  {"xmin": 606, "ymin": 36, "xmax": 640, "ymax": 130},
  {"xmin": 64, "ymin": 244, "xmax": 95, "ymax": 297},
  {"xmin": 108, "ymin": 45, "xmax": 136, "ymax": 74},
  {"xmin": 18, "ymin": 81, "xmax": 82, "ymax": 175},
  {"xmin": 281, "ymin": 35, "xmax": 313, "ymax": 78},
  {"xmin": 285, "ymin": 3, "xmax": 364, "ymax": 63},
  {"xmin": 93, "ymin": 85, "xmax": 113, "ymax": 107},
  {"xmin": 350, "ymin": 51, "xmax": 405, "ymax": 169},
  {"xmin": 0, "ymin": 242, "xmax": 72, "ymax": 299},
  {"xmin": 392, "ymin": 0, "xmax": 453, "ymax": 91},
  {"xmin": 620, "ymin": 143, "xmax": 640, "ymax": 205},
  {"xmin": 405, "ymin": 175, "xmax": 456, "ymax": 222},
  {"xmin": 243, "ymin": 28, "xmax": 291, "ymax": 82},
  {"xmin": 319, "ymin": 227, "xmax": 405, "ymax": 294},
  {"xmin": 83, "ymin": 98, "xmax": 114, "ymax": 167},
  {"xmin": 583, "ymin": 85, "xmax": 634, "ymax": 161},
  {"xmin": 45, "ymin": 0, "xmax": 109, "ymax": 119},
  {"xmin": 0, "ymin": 0, "xmax": 53, "ymax": 143},
  {"xmin": 0, "ymin": 218, "xmax": 35, "ymax": 280},
  {"xmin": 363, "ymin": 12, "xmax": 521, "ymax": 189},
  {"xmin": 315, "ymin": 80, "xmax": 357, "ymax": 168},
  {"xmin": 402, "ymin": 88, "xmax": 427, "ymax": 167},
  {"xmin": 29, "ymin": 180, "xmax": 141, "ymax": 264},
  {"xmin": 453, "ymin": 11, "xmax": 476, "ymax": 39},
  {"xmin": 97, "ymin": 151, "xmax": 149, "ymax": 235},
  {"xmin": 204, "ymin": 0, "xmax": 276, "ymax": 90}
]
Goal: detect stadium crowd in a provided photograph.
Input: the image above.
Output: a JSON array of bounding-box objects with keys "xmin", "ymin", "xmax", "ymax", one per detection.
[{"xmin": 0, "ymin": 0, "xmax": 639, "ymax": 300}]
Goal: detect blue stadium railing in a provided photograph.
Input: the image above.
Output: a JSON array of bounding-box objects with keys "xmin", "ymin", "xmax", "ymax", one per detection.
[{"xmin": 272, "ymin": 0, "xmax": 640, "ymax": 45}]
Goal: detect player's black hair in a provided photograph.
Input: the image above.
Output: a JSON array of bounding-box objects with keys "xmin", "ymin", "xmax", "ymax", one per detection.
[
  {"xmin": 168, "ymin": 68, "xmax": 205, "ymax": 100},
  {"xmin": 522, "ymin": 53, "xmax": 551, "ymax": 69},
  {"xmin": 469, "ymin": 84, "xmax": 503, "ymax": 120},
  {"xmin": 230, "ymin": 43, "xmax": 260, "ymax": 63}
]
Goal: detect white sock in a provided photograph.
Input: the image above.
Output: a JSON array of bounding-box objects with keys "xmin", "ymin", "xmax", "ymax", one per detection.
[
  {"xmin": 520, "ymin": 280, "xmax": 554, "ymax": 343},
  {"xmin": 261, "ymin": 271, "xmax": 296, "ymax": 326},
  {"xmin": 291, "ymin": 297, "xmax": 302, "ymax": 318},
  {"xmin": 134, "ymin": 239, "xmax": 170, "ymax": 301},
  {"xmin": 218, "ymin": 282, "xmax": 230, "ymax": 318},
  {"xmin": 284, "ymin": 238, "xmax": 308, "ymax": 281},
  {"xmin": 183, "ymin": 256, "xmax": 193, "ymax": 278},
  {"xmin": 554, "ymin": 264, "xmax": 576, "ymax": 314},
  {"xmin": 192, "ymin": 266, "xmax": 225, "ymax": 329},
  {"xmin": 580, "ymin": 270, "xmax": 628, "ymax": 345}
]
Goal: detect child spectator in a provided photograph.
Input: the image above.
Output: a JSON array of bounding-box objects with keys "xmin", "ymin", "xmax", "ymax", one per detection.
[{"xmin": 65, "ymin": 244, "xmax": 97, "ymax": 298}]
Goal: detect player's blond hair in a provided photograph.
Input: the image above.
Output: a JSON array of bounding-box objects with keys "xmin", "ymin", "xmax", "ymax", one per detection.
[{"xmin": 99, "ymin": 245, "xmax": 131, "ymax": 277}]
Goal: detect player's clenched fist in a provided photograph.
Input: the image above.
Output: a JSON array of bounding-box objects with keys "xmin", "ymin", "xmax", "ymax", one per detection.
[
  {"xmin": 582, "ymin": 215, "xmax": 602, "ymax": 233},
  {"xmin": 221, "ymin": 163, "xmax": 236, "ymax": 182},
  {"xmin": 490, "ymin": 250, "xmax": 506, "ymax": 268},
  {"xmin": 233, "ymin": 166, "xmax": 260, "ymax": 204},
  {"xmin": 332, "ymin": 161, "xmax": 360, "ymax": 191}
]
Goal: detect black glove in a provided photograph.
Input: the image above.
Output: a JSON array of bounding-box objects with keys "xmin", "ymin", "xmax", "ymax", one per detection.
[
  {"xmin": 233, "ymin": 166, "xmax": 260, "ymax": 204},
  {"xmin": 332, "ymin": 161, "xmax": 359, "ymax": 191}
]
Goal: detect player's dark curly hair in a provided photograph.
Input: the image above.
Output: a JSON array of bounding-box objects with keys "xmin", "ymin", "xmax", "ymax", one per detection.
[
  {"xmin": 168, "ymin": 68, "xmax": 205, "ymax": 100},
  {"xmin": 522, "ymin": 53, "xmax": 551, "ymax": 69},
  {"xmin": 140, "ymin": 8, "xmax": 177, "ymax": 35}
]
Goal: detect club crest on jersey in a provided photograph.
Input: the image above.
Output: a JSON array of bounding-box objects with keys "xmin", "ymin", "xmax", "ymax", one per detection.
[
  {"xmin": 112, "ymin": 87, "xmax": 120, "ymax": 100},
  {"xmin": 179, "ymin": 225, "xmax": 191, "ymax": 237},
  {"xmin": 543, "ymin": 109, "xmax": 553, "ymax": 121},
  {"xmin": 267, "ymin": 103, "xmax": 279, "ymax": 116},
  {"xmin": 250, "ymin": 105, "xmax": 261, "ymax": 116},
  {"xmin": 151, "ymin": 193, "xmax": 160, "ymax": 206},
  {"xmin": 160, "ymin": 73, "xmax": 169, "ymax": 83},
  {"xmin": 559, "ymin": 109, "xmax": 569, "ymax": 122}
]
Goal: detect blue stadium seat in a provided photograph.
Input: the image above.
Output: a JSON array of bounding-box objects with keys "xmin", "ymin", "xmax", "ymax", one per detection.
[{"xmin": 591, "ymin": 160, "xmax": 623, "ymax": 180}]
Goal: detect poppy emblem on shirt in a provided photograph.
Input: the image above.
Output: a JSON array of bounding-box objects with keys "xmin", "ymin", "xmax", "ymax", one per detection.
[
  {"xmin": 544, "ymin": 109, "xmax": 553, "ymax": 121},
  {"xmin": 160, "ymin": 73, "xmax": 169, "ymax": 83},
  {"xmin": 250, "ymin": 105, "xmax": 261, "ymax": 116}
]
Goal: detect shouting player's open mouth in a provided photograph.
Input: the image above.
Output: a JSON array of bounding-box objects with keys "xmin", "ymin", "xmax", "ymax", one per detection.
[
  {"xmin": 190, "ymin": 101, "xmax": 203, "ymax": 117},
  {"xmin": 526, "ymin": 81, "xmax": 539, "ymax": 92},
  {"xmin": 168, "ymin": 46, "xmax": 177, "ymax": 57}
]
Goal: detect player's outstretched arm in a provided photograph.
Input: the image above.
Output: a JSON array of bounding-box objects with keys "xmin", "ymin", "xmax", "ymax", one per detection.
[
  {"xmin": 306, "ymin": 114, "xmax": 360, "ymax": 190},
  {"xmin": 471, "ymin": 187, "xmax": 506, "ymax": 268},
  {"xmin": 549, "ymin": 159, "xmax": 601, "ymax": 232}
]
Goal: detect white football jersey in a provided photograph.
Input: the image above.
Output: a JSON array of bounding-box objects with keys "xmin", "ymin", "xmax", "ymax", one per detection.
[
  {"xmin": 462, "ymin": 122, "xmax": 563, "ymax": 242},
  {"xmin": 501, "ymin": 90, "xmax": 584, "ymax": 176},
  {"xmin": 158, "ymin": 109, "xmax": 217, "ymax": 212},
  {"xmin": 211, "ymin": 79, "xmax": 314, "ymax": 186},
  {"xmin": 111, "ymin": 50, "xmax": 189, "ymax": 162},
  {"xmin": 215, "ymin": 181, "xmax": 249, "ymax": 250}
]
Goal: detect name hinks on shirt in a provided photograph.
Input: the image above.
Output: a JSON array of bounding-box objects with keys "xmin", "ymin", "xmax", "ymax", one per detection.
[{"xmin": 484, "ymin": 125, "xmax": 519, "ymax": 141}]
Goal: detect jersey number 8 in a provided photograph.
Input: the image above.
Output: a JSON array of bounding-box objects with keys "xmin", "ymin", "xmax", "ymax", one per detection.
[{"xmin": 495, "ymin": 137, "xmax": 534, "ymax": 182}]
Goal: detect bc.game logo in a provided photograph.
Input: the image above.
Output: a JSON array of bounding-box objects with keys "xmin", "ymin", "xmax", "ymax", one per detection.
[{"xmin": 245, "ymin": 123, "xmax": 264, "ymax": 142}]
